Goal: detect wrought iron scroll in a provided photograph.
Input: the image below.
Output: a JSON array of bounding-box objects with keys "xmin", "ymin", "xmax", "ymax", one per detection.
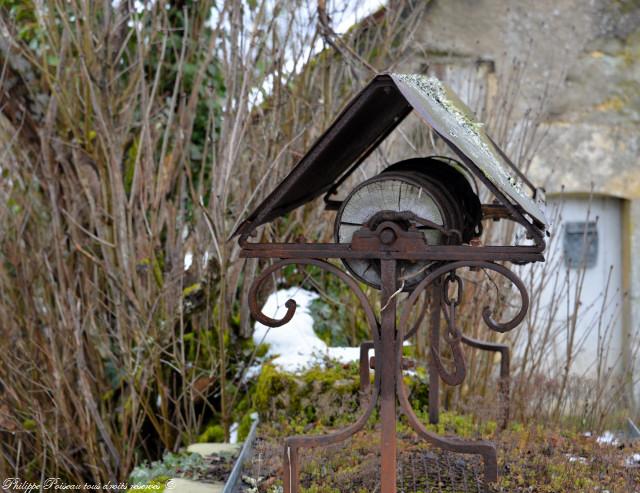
[
  {"xmin": 403, "ymin": 261, "xmax": 529, "ymax": 340},
  {"xmin": 248, "ymin": 258, "xmax": 380, "ymax": 339}
]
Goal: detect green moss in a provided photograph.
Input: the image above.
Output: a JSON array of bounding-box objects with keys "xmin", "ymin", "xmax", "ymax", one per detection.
[
  {"xmin": 101, "ymin": 389, "xmax": 115, "ymax": 402},
  {"xmin": 301, "ymin": 486, "xmax": 341, "ymax": 493},
  {"xmin": 299, "ymin": 363, "xmax": 359, "ymax": 395},
  {"xmin": 151, "ymin": 254, "xmax": 164, "ymax": 288},
  {"xmin": 254, "ymin": 342, "xmax": 269, "ymax": 358},
  {"xmin": 197, "ymin": 423, "xmax": 225, "ymax": 443},
  {"xmin": 254, "ymin": 364, "xmax": 301, "ymax": 417},
  {"xmin": 509, "ymin": 421, "xmax": 525, "ymax": 433},
  {"xmin": 124, "ymin": 136, "xmax": 139, "ymax": 195},
  {"xmin": 182, "ymin": 282, "xmax": 202, "ymax": 296},
  {"xmin": 129, "ymin": 453, "xmax": 204, "ymax": 488},
  {"xmin": 421, "ymin": 410, "xmax": 496, "ymax": 438},
  {"xmin": 406, "ymin": 366, "xmax": 430, "ymax": 410},
  {"xmin": 253, "ymin": 362, "xmax": 363, "ymax": 428},
  {"xmin": 483, "ymin": 419, "xmax": 497, "ymax": 435},
  {"xmin": 22, "ymin": 419, "xmax": 36, "ymax": 431}
]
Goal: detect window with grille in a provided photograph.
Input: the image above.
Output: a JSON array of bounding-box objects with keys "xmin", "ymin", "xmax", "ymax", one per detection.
[{"xmin": 563, "ymin": 221, "xmax": 598, "ymax": 269}]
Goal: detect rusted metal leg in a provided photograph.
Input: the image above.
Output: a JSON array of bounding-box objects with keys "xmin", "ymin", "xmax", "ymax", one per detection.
[
  {"xmin": 259, "ymin": 259, "xmax": 526, "ymax": 489},
  {"xmin": 380, "ymin": 259, "xmax": 398, "ymax": 493},
  {"xmin": 428, "ymin": 280, "xmax": 442, "ymax": 425},
  {"xmin": 359, "ymin": 341, "xmax": 374, "ymax": 400},
  {"xmin": 461, "ymin": 335, "xmax": 511, "ymax": 430}
]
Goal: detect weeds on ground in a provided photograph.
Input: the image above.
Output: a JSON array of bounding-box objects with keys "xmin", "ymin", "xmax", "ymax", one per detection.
[{"xmin": 242, "ymin": 362, "xmax": 640, "ymax": 492}]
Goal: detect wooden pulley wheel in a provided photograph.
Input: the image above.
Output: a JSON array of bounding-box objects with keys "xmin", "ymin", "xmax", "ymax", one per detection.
[{"xmin": 334, "ymin": 157, "xmax": 482, "ymax": 290}]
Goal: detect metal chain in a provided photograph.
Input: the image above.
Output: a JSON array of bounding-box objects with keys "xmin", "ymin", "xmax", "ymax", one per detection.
[
  {"xmin": 430, "ymin": 271, "xmax": 467, "ymax": 386},
  {"xmin": 442, "ymin": 272, "xmax": 463, "ymax": 343}
]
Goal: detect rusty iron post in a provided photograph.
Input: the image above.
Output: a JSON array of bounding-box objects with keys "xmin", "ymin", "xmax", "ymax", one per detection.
[
  {"xmin": 380, "ymin": 259, "xmax": 398, "ymax": 492},
  {"xmin": 460, "ymin": 335, "xmax": 511, "ymax": 430},
  {"xmin": 428, "ymin": 281, "xmax": 441, "ymax": 425}
]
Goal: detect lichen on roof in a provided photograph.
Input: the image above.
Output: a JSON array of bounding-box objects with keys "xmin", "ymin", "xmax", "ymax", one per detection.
[
  {"xmin": 395, "ymin": 74, "xmax": 485, "ymax": 133},
  {"xmin": 392, "ymin": 73, "xmax": 526, "ymax": 196}
]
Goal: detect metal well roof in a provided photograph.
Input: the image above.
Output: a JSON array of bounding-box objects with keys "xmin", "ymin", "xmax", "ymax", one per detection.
[{"xmin": 234, "ymin": 73, "xmax": 547, "ymax": 237}]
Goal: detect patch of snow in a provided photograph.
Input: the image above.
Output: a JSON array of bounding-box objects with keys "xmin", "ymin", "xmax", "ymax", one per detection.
[
  {"xmin": 327, "ymin": 347, "xmax": 361, "ymax": 364},
  {"xmin": 244, "ymin": 363, "xmax": 263, "ymax": 381},
  {"xmin": 626, "ymin": 453, "xmax": 640, "ymax": 467},
  {"xmin": 596, "ymin": 430, "xmax": 619, "ymax": 446},
  {"xmin": 229, "ymin": 422, "xmax": 239, "ymax": 444},
  {"xmin": 253, "ymin": 288, "xmax": 324, "ymax": 372},
  {"xmin": 253, "ymin": 288, "xmax": 360, "ymax": 373},
  {"xmin": 565, "ymin": 454, "xmax": 588, "ymax": 464},
  {"xmin": 184, "ymin": 251, "xmax": 193, "ymax": 270}
]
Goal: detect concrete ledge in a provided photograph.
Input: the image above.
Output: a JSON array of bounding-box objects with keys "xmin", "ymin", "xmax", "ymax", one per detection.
[{"xmin": 186, "ymin": 442, "xmax": 242, "ymax": 457}]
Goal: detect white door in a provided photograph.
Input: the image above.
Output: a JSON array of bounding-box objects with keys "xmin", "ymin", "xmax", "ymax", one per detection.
[{"xmin": 538, "ymin": 195, "xmax": 624, "ymax": 379}]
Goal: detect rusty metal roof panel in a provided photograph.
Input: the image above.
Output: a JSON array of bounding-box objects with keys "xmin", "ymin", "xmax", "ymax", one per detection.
[
  {"xmin": 234, "ymin": 74, "xmax": 411, "ymax": 237},
  {"xmin": 234, "ymin": 73, "xmax": 547, "ymax": 237}
]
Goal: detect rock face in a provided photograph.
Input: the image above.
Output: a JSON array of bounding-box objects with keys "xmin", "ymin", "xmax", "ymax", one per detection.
[
  {"xmin": 392, "ymin": 0, "xmax": 640, "ymax": 403},
  {"xmin": 408, "ymin": 0, "xmax": 639, "ymax": 194}
]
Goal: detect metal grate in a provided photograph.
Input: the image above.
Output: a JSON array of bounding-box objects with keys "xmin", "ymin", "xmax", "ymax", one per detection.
[
  {"xmin": 239, "ymin": 438, "xmax": 491, "ymax": 493},
  {"xmin": 397, "ymin": 449, "xmax": 489, "ymax": 493}
]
